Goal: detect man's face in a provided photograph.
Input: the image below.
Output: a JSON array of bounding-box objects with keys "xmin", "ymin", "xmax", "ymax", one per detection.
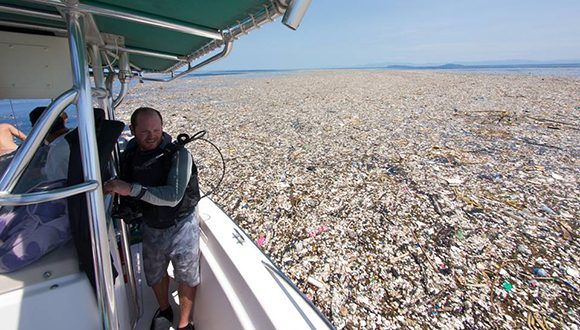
[{"xmin": 131, "ymin": 112, "xmax": 163, "ymax": 151}]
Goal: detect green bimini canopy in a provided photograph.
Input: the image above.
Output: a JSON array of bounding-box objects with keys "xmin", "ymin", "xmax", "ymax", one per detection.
[{"xmin": 0, "ymin": 0, "xmax": 304, "ymax": 75}]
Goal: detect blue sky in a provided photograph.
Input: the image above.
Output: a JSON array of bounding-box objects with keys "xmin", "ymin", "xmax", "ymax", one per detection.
[{"xmin": 208, "ymin": 0, "xmax": 580, "ymax": 70}]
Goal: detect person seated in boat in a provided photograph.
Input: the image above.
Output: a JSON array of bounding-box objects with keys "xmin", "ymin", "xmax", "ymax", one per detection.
[
  {"xmin": 104, "ymin": 107, "xmax": 201, "ymax": 330},
  {"xmin": 28, "ymin": 106, "xmax": 71, "ymax": 182},
  {"xmin": 60, "ymin": 111, "xmax": 69, "ymax": 125},
  {"xmin": 0, "ymin": 123, "xmax": 26, "ymax": 156},
  {"xmin": 0, "ymin": 110, "xmax": 72, "ymax": 273},
  {"xmin": 8, "ymin": 107, "xmax": 71, "ymax": 194},
  {"xmin": 1, "ymin": 107, "xmax": 123, "ymax": 275},
  {"xmin": 29, "ymin": 107, "xmax": 71, "ymax": 144}
]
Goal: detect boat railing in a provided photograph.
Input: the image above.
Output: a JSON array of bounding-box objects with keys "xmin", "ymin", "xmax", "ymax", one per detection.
[
  {"xmin": 0, "ymin": 181, "xmax": 99, "ymax": 206},
  {"xmin": 0, "ymin": 89, "xmax": 77, "ymax": 192},
  {"xmin": 262, "ymin": 261, "xmax": 336, "ymax": 329},
  {"xmin": 140, "ymin": 0, "xmax": 284, "ymax": 82},
  {"xmin": 139, "ymin": 40, "xmax": 233, "ymax": 83},
  {"xmin": 95, "ymin": 44, "xmax": 141, "ymax": 328},
  {"xmin": 0, "ymin": 10, "xmax": 120, "ymax": 330}
]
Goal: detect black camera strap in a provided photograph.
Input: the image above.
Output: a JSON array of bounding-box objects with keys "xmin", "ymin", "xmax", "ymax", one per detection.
[{"xmin": 140, "ymin": 131, "xmax": 206, "ymax": 168}]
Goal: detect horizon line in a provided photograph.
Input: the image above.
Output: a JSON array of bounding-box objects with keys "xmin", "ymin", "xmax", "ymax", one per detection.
[{"xmin": 199, "ymin": 61, "xmax": 580, "ymax": 73}]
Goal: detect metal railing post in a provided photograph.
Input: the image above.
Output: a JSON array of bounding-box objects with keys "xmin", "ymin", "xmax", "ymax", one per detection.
[
  {"xmin": 117, "ymin": 218, "xmax": 141, "ymax": 327},
  {"xmin": 93, "ymin": 44, "xmax": 140, "ymax": 327},
  {"xmin": 90, "ymin": 44, "xmax": 108, "ymax": 111},
  {"xmin": 105, "ymin": 49, "xmax": 141, "ymax": 327},
  {"xmin": 65, "ymin": 10, "xmax": 118, "ymax": 330},
  {"xmin": 113, "ymin": 52, "xmax": 130, "ymax": 108}
]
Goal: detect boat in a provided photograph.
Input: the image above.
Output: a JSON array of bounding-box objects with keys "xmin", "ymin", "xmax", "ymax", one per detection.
[{"xmin": 0, "ymin": 1, "xmax": 333, "ymax": 329}]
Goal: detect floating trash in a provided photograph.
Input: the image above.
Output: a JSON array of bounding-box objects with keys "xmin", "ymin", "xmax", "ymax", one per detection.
[
  {"xmin": 533, "ymin": 268, "xmax": 548, "ymax": 277},
  {"xmin": 502, "ymin": 281, "xmax": 514, "ymax": 292},
  {"xmin": 566, "ymin": 267, "xmax": 579, "ymax": 278},
  {"xmin": 518, "ymin": 244, "xmax": 532, "ymax": 255},
  {"xmin": 256, "ymin": 235, "xmax": 266, "ymax": 248},
  {"xmin": 455, "ymin": 228, "xmax": 464, "ymax": 240},
  {"xmin": 308, "ymin": 224, "xmax": 328, "ymax": 238},
  {"xmin": 115, "ymin": 70, "xmax": 580, "ymax": 329}
]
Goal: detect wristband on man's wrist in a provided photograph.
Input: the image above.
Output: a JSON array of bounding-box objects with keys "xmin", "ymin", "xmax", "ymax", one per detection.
[{"xmin": 135, "ymin": 185, "xmax": 148, "ymax": 199}]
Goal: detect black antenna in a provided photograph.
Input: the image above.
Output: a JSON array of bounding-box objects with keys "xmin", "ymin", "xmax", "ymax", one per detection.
[{"xmin": 8, "ymin": 99, "xmax": 21, "ymax": 132}]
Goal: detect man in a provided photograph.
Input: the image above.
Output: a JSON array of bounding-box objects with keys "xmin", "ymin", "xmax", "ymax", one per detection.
[
  {"xmin": 0, "ymin": 123, "xmax": 26, "ymax": 156},
  {"xmin": 104, "ymin": 107, "xmax": 200, "ymax": 330},
  {"xmin": 28, "ymin": 107, "xmax": 71, "ymax": 182},
  {"xmin": 29, "ymin": 107, "xmax": 70, "ymax": 143}
]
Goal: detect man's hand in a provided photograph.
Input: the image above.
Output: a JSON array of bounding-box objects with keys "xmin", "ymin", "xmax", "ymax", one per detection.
[{"xmin": 104, "ymin": 179, "xmax": 132, "ymax": 196}]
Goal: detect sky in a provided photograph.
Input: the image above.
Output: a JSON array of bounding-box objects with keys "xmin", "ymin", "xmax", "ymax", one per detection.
[{"xmin": 208, "ymin": 0, "xmax": 580, "ymax": 70}]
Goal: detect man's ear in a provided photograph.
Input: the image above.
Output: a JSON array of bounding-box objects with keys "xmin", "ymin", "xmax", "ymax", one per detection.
[{"xmin": 129, "ymin": 125, "xmax": 134, "ymax": 135}]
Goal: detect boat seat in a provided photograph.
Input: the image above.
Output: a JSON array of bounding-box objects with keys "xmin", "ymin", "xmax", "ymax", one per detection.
[
  {"xmin": 0, "ymin": 241, "xmax": 79, "ymax": 295},
  {"xmin": 66, "ymin": 108, "xmax": 124, "ymax": 291}
]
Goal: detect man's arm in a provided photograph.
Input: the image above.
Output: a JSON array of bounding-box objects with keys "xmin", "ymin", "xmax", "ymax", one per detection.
[
  {"xmin": 134, "ymin": 147, "xmax": 192, "ymax": 206},
  {"xmin": 105, "ymin": 148, "xmax": 193, "ymax": 207}
]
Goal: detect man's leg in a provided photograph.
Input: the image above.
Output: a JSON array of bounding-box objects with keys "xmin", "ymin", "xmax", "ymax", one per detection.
[
  {"xmin": 177, "ymin": 283, "xmax": 197, "ymax": 328},
  {"xmin": 172, "ymin": 214, "xmax": 200, "ymax": 328},
  {"xmin": 152, "ymin": 274, "xmax": 170, "ymax": 310},
  {"xmin": 143, "ymin": 225, "xmax": 173, "ymax": 329}
]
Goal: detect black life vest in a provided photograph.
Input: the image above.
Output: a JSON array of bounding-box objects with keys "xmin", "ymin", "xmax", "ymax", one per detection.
[{"xmin": 120, "ymin": 137, "xmax": 201, "ymax": 229}]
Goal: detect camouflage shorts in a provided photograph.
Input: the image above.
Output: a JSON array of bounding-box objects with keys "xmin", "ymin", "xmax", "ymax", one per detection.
[{"xmin": 142, "ymin": 213, "xmax": 200, "ymax": 287}]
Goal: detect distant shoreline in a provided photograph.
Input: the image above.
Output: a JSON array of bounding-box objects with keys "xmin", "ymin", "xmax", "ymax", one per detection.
[{"xmin": 359, "ymin": 62, "xmax": 580, "ymax": 70}]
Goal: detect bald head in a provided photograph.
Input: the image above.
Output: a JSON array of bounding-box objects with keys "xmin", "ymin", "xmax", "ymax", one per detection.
[
  {"xmin": 130, "ymin": 107, "xmax": 163, "ymax": 128},
  {"xmin": 130, "ymin": 107, "xmax": 164, "ymax": 151}
]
